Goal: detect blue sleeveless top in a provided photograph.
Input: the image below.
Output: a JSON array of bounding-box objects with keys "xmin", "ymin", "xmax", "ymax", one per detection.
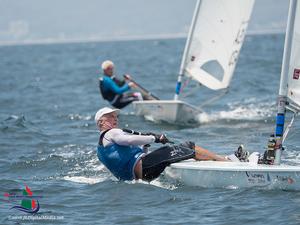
[{"xmin": 97, "ymin": 143, "xmax": 144, "ymax": 181}]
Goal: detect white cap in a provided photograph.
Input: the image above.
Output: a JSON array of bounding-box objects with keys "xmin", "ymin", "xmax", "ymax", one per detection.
[
  {"xmin": 101, "ymin": 60, "xmax": 114, "ymax": 70},
  {"xmin": 95, "ymin": 107, "xmax": 119, "ymax": 123}
]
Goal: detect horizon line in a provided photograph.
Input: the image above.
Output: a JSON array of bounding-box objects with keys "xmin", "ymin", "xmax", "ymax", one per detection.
[{"xmin": 0, "ymin": 29, "xmax": 285, "ymax": 47}]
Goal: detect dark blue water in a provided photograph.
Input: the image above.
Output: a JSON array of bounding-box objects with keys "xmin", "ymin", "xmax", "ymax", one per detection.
[{"xmin": 1, "ymin": 34, "xmax": 300, "ymax": 225}]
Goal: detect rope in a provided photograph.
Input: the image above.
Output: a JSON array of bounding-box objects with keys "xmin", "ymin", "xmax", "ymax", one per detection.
[
  {"xmin": 282, "ymin": 112, "xmax": 298, "ymax": 144},
  {"xmin": 197, "ymin": 88, "xmax": 229, "ymax": 108},
  {"xmin": 181, "ymin": 83, "xmax": 200, "ymax": 98}
]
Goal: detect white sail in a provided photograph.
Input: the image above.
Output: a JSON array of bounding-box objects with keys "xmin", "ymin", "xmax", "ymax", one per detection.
[
  {"xmin": 134, "ymin": 1, "xmax": 255, "ymax": 125},
  {"xmin": 287, "ymin": 1, "xmax": 300, "ymax": 109},
  {"xmin": 181, "ymin": 0, "xmax": 255, "ymax": 90}
]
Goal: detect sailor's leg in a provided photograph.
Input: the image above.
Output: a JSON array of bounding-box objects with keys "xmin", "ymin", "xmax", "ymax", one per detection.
[
  {"xmin": 141, "ymin": 145, "xmax": 195, "ymax": 181},
  {"xmin": 112, "ymin": 94, "xmax": 135, "ymax": 109},
  {"xmin": 194, "ymin": 145, "xmax": 228, "ymax": 161},
  {"xmin": 134, "ymin": 159, "xmax": 143, "ymax": 179},
  {"xmin": 180, "ymin": 141, "xmax": 228, "ymax": 161}
]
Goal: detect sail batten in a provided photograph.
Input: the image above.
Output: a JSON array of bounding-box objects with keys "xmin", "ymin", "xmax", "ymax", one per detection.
[{"xmin": 181, "ymin": 0, "xmax": 255, "ymax": 91}]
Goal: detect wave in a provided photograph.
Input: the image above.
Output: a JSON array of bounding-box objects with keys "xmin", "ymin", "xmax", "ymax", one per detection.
[
  {"xmin": 282, "ymin": 147, "xmax": 300, "ymax": 165},
  {"xmin": 198, "ymin": 100, "xmax": 275, "ymax": 124},
  {"xmin": 2, "ymin": 115, "xmax": 26, "ymax": 129}
]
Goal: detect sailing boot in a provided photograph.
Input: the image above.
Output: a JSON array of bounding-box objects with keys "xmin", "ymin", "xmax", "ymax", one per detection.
[{"xmin": 234, "ymin": 144, "xmax": 250, "ymax": 162}]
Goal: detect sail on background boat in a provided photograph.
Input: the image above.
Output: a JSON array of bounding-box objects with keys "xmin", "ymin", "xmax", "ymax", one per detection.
[
  {"xmin": 180, "ymin": 0, "xmax": 254, "ymax": 91},
  {"xmin": 133, "ymin": 0, "xmax": 255, "ymax": 125}
]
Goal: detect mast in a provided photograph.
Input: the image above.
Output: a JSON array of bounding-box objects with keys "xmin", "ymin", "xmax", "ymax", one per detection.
[
  {"xmin": 174, "ymin": 0, "xmax": 201, "ymax": 100},
  {"xmin": 274, "ymin": 0, "xmax": 298, "ymax": 165}
]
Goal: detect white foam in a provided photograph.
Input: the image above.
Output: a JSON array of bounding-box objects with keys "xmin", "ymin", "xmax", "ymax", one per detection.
[
  {"xmin": 283, "ymin": 150, "xmax": 300, "ymax": 165},
  {"xmin": 52, "ymin": 145, "xmax": 94, "ymax": 159},
  {"xmin": 68, "ymin": 114, "xmax": 92, "ymax": 121},
  {"xmin": 144, "ymin": 115, "xmax": 157, "ymax": 122},
  {"xmin": 148, "ymin": 179, "xmax": 177, "ymax": 190},
  {"xmin": 130, "ymin": 179, "xmax": 177, "ymax": 190},
  {"xmin": 197, "ymin": 101, "xmax": 274, "ymax": 123},
  {"xmin": 225, "ymin": 185, "xmax": 239, "ymax": 190},
  {"xmin": 63, "ymin": 176, "xmax": 107, "ymax": 184},
  {"xmin": 8, "ymin": 115, "xmax": 20, "ymax": 120}
]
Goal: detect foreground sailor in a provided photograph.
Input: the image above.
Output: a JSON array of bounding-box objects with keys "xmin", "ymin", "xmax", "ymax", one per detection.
[
  {"xmin": 95, "ymin": 107, "xmax": 228, "ymax": 182},
  {"xmin": 99, "ymin": 60, "xmax": 144, "ymax": 109}
]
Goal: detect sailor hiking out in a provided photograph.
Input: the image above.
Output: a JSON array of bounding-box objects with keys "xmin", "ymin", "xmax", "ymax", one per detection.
[{"xmin": 95, "ymin": 107, "xmax": 228, "ymax": 181}]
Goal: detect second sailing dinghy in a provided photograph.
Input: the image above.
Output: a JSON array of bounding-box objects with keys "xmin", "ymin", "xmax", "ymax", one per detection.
[
  {"xmin": 133, "ymin": 0, "xmax": 255, "ymax": 125},
  {"xmin": 165, "ymin": 0, "xmax": 300, "ymax": 190}
]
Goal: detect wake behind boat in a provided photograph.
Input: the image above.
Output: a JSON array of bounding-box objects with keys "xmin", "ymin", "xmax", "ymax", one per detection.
[
  {"xmin": 165, "ymin": 0, "xmax": 300, "ymax": 190},
  {"xmin": 133, "ymin": 0, "xmax": 255, "ymax": 125}
]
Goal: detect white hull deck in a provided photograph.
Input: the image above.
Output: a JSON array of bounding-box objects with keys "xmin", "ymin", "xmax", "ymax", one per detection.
[
  {"xmin": 132, "ymin": 100, "xmax": 203, "ymax": 125},
  {"xmin": 165, "ymin": 160, "xmax": 300, "ymax": 190}
]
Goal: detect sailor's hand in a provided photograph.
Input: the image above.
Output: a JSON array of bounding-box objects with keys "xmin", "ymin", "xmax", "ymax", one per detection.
[
  {"xmin": 154, "ymin": 134, "xmax": 169, "ymax": 144},
  {"xmin": 145, "ymin": 132, "xmax": 170, "ymax": 144},
  {"xmin": 128, "ymin": 82, "xmax": 136, "ymax": 88},
  {"xmin": 124, "ymin": 74, "xmax": 132, "ymax": 80}
]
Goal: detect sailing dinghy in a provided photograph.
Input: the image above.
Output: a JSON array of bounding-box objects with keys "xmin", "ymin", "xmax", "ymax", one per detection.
[
  {"xmin": 133, "ymin": 0, "xmax": 255, "ymax": 125},
  {"xmin": 165, "ymin": 0, "xmax": 300, "ymax": 190}
]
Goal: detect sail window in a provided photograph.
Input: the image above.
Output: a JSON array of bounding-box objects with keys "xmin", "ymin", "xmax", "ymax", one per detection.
[{"xmin": 200, "ymin": 60, "xmax": 224, "ymax": 81}]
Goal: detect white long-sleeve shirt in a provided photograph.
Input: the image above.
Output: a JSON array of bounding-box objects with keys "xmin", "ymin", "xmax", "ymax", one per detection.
[{"xmin": 102, "ymin": 128, "xmax": 155, "ymax": 147}]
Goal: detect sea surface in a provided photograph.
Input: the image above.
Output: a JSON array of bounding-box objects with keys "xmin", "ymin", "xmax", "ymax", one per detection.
[{"xmin": 1, "ymin": 34, "xmax": 300, "ymax": 225}]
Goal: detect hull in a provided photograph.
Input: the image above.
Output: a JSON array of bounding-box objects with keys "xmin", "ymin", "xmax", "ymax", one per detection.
[
  {"xmin": 132, "ymin": 100, "xmax": 202, "ymax": 125},
  {"xmin": 165, "ymin": 160, "xmax": 300, "ymax": 190}
]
